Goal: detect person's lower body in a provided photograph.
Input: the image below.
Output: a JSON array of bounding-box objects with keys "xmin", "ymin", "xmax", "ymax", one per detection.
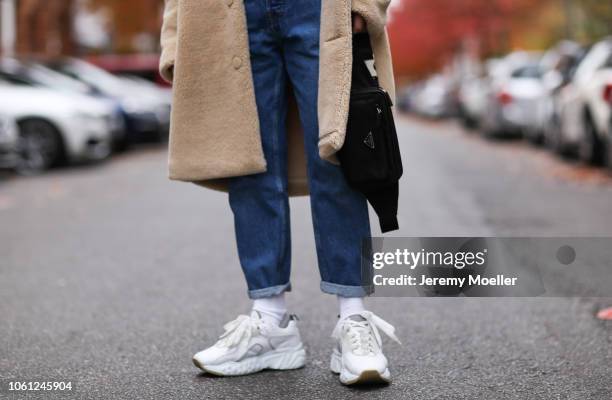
[
  {"xmin": 193, "ymin": 0, "xmax": 398, "ymax": 384},
  {"xmin": 228, "ymin": 0, "xmax": 372, "ymax": 301}
]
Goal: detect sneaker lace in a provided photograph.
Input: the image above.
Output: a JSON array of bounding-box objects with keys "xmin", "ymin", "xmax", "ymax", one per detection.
[
  {"xmin": 216, "ymin": 314, "xmax": 263, "ymax": 352},
  {"xmin": 332, "ymin": 311, "xmax": 401, "ymax": 356}
]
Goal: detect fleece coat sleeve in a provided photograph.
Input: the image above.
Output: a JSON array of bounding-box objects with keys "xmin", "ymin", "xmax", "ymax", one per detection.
[
  {"xmin": 351, "ymin": 0, "xmax": 391, "ymax": 38},
  {"xmin": 351, "ymin": 0, "xmax": 395, "ymax": 103},
  {"xmin": 159, "ymin": 0, "xmax": 178, "ymax": 83}
]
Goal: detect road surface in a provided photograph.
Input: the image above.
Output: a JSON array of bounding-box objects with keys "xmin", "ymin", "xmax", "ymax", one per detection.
[{"xmin": 1, "ymin": 116, "xmax": 611, "ymax": 399}]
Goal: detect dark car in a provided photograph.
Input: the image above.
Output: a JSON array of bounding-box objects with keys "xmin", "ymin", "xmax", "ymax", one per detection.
[{"xmin": 46, "ymin": 58, "xmax": 171, "ymax": 145}]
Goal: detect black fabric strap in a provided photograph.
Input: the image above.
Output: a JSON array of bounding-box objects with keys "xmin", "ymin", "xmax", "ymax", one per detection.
[
  {"xmin": 352, "ymin": 32, "xmax": 379, "ymax": 89},
  {"xmin": 378, "ymin": 214, "xmax": 399, "ymax": 233},
  {"xmin": 364, "ymin": 183, "xmax": 399, "ymax": 233}
]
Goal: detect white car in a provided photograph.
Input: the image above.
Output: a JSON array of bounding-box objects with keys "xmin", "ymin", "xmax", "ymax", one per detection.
[
  {"xmin": 534, "ymin": 41, "xmax": 586, "ymax": 150},
  {"xmin": 0, "ymin": 80, "xmax": 117, "ymax": 173},
  {"xmin": 480, "ymin": 52, "xmax": 545, "ymax": 137},
  {"xmin": 556, "ymin": 38, "xmax": 612, "ymax": 164},
  {"xmin": 457, "ymin": 73, "xmax": 488, "ymax": 129},
  {"xmin": 412, "ymin": 74, "xmax": 455, "ymax": 118},
  {"xmin": 0, "ymin": 112, "xmax": 19, "ymax": 168}
]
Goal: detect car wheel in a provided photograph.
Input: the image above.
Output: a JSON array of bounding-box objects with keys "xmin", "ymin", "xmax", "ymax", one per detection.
[
  {"xmin": 462, "ymin": 115, "xmax": 478, "ymax": 130},
  {"xmin": 525, "ymin": 128, "xmax": 543, "ymax": 145},
  {"xmin": 545, "ymin": 114, "xmax": 560, "ymax": 151},
  {"xmin": 156, "ymin": 127, "xmax": 170, "ymax": 143},
  {"xmin": 547, "ymin": 113, "xmax": 572, "ymax": 157},
  {"xmin": 458, "ymin": 105, "xmax": 476, "ymax": 130},
  {"xmin": 606, "ymin": 138, "xmax": 612, "ymax": 171},
  {"xmin": 578, "ymin": 115, "xmax": 605, "ymax": 165},
  {"xmin": 113, "ymin": 135, "xmax": 130, "ymax": 152},
  {"xmin": 15, "ymin": 119, "xmax": 63, "ymax": 175},
  {"xmin": 605, "ymin": 126, "xmax": 612, "ymax": 171}
]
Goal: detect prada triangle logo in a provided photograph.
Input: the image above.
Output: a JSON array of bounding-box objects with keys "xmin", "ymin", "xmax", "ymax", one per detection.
[{"xmin": 363, "ymin": 131, "xmax": 375, "ymax": 149}]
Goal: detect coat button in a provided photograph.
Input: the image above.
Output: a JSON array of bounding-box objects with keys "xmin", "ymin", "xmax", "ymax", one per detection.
[
  {"xmin": 226, "ymin": 0, "xmax": 233, "ymax": 7},
  {"xmin": 232, "ymin": 56, "xmax": 242, "ymax": 70}
]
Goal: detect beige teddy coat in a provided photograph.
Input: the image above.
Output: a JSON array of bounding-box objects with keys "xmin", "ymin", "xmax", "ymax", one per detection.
[{"xmin": 160, "ymin": 0, "xmax": 395, "ymax": 196}]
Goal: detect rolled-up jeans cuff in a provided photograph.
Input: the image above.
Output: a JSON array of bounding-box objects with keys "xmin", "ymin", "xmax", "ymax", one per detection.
[
  {"xmin": 320, "ymin": 281, "xmax": 374, "ymax": 297},
  {"xmin": 248, "ymin": 282, "xmax": 292, "ymax": 299}
]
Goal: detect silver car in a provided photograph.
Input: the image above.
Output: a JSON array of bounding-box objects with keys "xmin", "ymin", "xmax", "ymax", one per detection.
[
  {"xmin": 535, "ymin": 41, "xmax": 586, "ymax": 152},
  {"xmin": 555, "ymin": 38, "xmax": 612, "ymax": 165},
  {"xmin": 480, "ymin": 52, "xmax": 545, "ymax": 138}
]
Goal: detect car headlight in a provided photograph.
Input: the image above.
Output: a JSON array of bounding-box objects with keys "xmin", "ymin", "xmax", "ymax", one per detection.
[{"xmin": 73, "ymin": 112, "xmax": 109, "ymax": 131}]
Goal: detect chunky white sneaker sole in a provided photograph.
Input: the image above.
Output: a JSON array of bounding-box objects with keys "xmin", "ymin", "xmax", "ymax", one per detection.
[
  {"xmin": 330, "ymin": 349, "xmax": 391, "ymax": 385},
  {"xmin": 193, "ymin": 345, "xmax": 306, "ymax": 376}
]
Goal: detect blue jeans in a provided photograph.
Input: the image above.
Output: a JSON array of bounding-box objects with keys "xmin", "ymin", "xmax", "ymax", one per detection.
[{"xmin": 229, "ymin": 0, "xmax": 372, "ymax": 299}]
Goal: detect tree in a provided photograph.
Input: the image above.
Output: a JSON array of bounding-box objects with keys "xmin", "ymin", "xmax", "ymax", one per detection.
[
  {"xmin": 573, "ymin": 0, "xmax": 612, "ymax": 42},
  {"xmin": 387, "ymin": 0, "xmax": 556, "ymax": 79}
]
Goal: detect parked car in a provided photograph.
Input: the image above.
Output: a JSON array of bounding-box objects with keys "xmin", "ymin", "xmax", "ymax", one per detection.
[
  {"xmin": 0, "ymin": 112, "xmax": 19, "ymax": 169},
  {"xmin": 46, "ymin": 58, "xmax": 171, "ymax": 144},
  {"xmin": 0, "ymin": 58, "xmax": 92, "ymax": 94},
  {"xmin": 118, "ymin": 74, "xmax": 173, "ymax": 104},
  {"xmin": 0, "ymin": 78, "xmax": 116, "ymax": 173},
  {"xmin": 480, "ymin": 52, "xmax": 545, "ymax": 138},
  {"xmin": 411, "ymin": 74, "xmax": 456, "ymax": 118},
  {"xmin": 534, "ymin": 41, "xmax": 587, "ymax": 152},
  {"xmin": 397, "ymin": 85, "xmax": 415, "ymax": 112},
  {"xmin": 457, "ymin": 72, "xmax": 488, "ymax": 129},
  {"xmin": 555, "ymin": 38, "xmax": 612, "ymax": 165},
  {"xmin": 397, "ymin": 81, "xmax": 425, "ymax": 114},
  {"xmin": 607, "ymin": 82, "xmax": 612, "ymax": 169},
  {"xmin": 117, "ymin": 74, "xmax": 172, "ymax": 142},
  {"xmin": 0, "ymin": 58, "xmax": 125, "ymax": 145}
]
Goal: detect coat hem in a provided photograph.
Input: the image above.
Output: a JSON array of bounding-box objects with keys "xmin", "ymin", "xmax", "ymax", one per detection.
[{"xmin": 169, "ymin": 174, "xmax": 310, "ymax": 197}]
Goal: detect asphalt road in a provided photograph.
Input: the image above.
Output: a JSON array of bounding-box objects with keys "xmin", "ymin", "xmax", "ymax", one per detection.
[{"xmin": 1, "ymin": 116, "xmax": 612, "ymax": 399}]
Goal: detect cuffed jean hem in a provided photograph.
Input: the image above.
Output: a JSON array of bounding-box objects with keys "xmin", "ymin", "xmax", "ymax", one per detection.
[
  {"xmin": 320, "ymin": 281, "xmax": 374, "ymax": 297},
  {"xmin": 248, "ymin": 282, "xmax": 292, "ymax": 299}
]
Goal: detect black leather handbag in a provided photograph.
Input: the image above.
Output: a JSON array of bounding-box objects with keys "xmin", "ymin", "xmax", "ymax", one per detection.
[{"xmin": 337, "ymin": 32, "xmax": 403, "ymax": 233}]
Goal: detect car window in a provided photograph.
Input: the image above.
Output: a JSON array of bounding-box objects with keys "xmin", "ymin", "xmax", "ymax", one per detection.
[
  {"xmin": 0, "ymin": 73, "xmax": 34, "ymax": 86},
  {"xmin": 511, "ymin": 65, "xmax": 541, "ymax": 78}
]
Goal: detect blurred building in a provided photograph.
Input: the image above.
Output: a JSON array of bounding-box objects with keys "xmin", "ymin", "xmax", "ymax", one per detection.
[
  {"xmin": 18, "ymin": 0, "xmax": 74, "ymax": 56},
  {"xmin": 81, "ymin": 0, "xmax": 163, "ymax": 54},
  {"xmin": 0, "ymin": 0, "xmax": 163, "ymax": 57},
  {"xmin": 0, "ymin": 0, "xmax": 74, "ymax": 56}
]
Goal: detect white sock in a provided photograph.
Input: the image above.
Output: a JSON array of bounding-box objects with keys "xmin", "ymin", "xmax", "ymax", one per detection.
[
  {"xmin": 252, "ymin": 293, "xmax": 287, "ymax": 325},
  {"xmin": 338, "ymin": 296, "xmax": 366, "ymax": 320}
]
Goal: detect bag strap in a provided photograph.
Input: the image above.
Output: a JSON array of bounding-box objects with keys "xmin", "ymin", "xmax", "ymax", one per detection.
[{"xmin": 352, "ymin": 32, "xmax": 379, "ymax": 89}]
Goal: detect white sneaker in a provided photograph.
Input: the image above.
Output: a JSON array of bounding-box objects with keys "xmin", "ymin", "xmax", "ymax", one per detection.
[
  {"xmin": 330, "ymin": 311, "xmax": 401, "ymax": 385},
  {"xmin": 192, "ymin": 311, "xmax": 306, "ymax": 376}
]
